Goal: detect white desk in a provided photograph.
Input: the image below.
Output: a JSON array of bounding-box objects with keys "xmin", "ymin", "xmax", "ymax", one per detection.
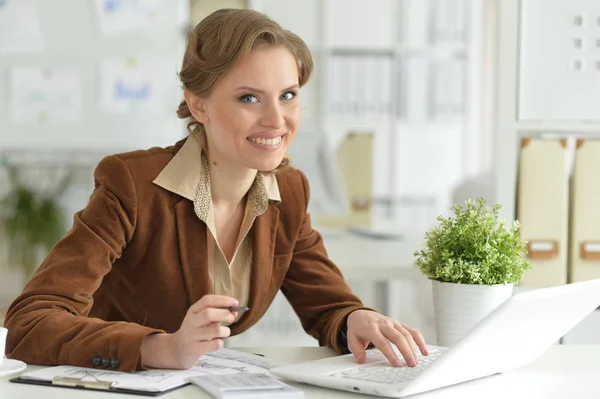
[
  {"xmin": 322, "ymin": 231, "xmax": 422, "ymax": 281},
  {"xmin": 3, "ymin": 345, "xmax": 600, "ymax": 398},
  {"xmin": 321, "ymin": 231, "xmax": 426, "ymax": 316}
]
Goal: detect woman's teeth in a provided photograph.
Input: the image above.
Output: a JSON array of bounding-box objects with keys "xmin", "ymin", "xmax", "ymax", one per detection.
[{"xmin": 248, "ymin": 136, "xmax": 282, "ymax": 146}]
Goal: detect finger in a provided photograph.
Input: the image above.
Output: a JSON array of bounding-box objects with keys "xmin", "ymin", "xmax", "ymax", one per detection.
[
  {"xmin": 370, "ymin": 332, "xmax": 402, "ymax": 368},
  {"xmin": 347, "ymin": 333, "xmax": 368, "ymax": 364},
  {"xmin": 227, "ymin": 311, "xmax": 239, "ymax": 323},
  {"xmin": 400, "ymin": 323, "xmax": 429, "ymax": 356},
  {"xmin": 194, "ymin": 324, "xmax": 231, "ymax": 341},
  {"xmin": 390, "ymin": 322, "xmax": 418, "ymax": 361},
  {"xmin": 198, "ymin": 338, "xmax": 224, "ymax": 354},
  {"xmin": 189, "ymin": 295, "xmax": 239, "ymax": 313},
  {"xmin": 383, "ymin": 324, "xmax": 417, "ymax": 367},
  {"xmin": 189, "ymin": 308, "xmax": 235, "ymax": 327}
]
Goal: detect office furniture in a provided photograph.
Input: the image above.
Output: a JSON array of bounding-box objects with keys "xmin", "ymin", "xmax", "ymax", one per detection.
[
  {"xmin": 517, "ymin": 138, "xmax": 569, "ymax": 286},
  {"xmin": 494, "ymin": 0, "xmax": 600, "ymax": 343},
  {"xmin": 495, "ymin": 0, "xmax": 600, "ymax": 221},
  {"xmin": 518, "ymin": 0, "xmax": 600, "ymax": 122},
  {"xmin": 3, "ymin": 345, "xmax": 600, "ymax": 398}
]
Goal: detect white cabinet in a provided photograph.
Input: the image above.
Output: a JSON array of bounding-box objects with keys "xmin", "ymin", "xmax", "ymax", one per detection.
[{"xmin": 519, "ymin": 0, "xmax": 600, "ymax": 121}]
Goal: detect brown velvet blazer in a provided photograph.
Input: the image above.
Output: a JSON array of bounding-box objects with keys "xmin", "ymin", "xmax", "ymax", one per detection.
[{"xmin": 4, "ymin": 137, "xmax": 370, "ymax": 372}]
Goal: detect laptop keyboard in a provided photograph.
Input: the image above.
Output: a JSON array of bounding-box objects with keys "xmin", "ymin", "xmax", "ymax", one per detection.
[{"xmin": 328, "ymin": 349, "xmax": 445, "ymax": 385}]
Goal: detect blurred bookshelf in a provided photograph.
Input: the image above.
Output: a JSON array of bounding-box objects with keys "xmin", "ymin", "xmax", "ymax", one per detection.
[
  {"xmin": 225, "ymin": 0, "xmax": 482, "ymax": 348},
  {"xmin": 250, "ymin": 0, "xmax": 479, "ymax": 232}
]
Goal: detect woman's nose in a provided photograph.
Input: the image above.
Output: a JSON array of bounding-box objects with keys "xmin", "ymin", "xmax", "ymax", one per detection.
[{"xmin": 259, "ymin": 103, "xmax": 285, "ymax": 129}]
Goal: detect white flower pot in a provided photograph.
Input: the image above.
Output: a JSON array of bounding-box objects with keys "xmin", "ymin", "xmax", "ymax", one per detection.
[{"xmin": 432, "ymin": 280, "xmax": 513, "ymax": 347}]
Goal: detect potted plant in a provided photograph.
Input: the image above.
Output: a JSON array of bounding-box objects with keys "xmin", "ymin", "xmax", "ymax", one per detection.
[
  {"xmin": 0, "ymin": 160, "xmax": 72, "ymax": 278},
  {"xmin": 414, "ymin": 197, "xmax": 531, "ymax": 347}
]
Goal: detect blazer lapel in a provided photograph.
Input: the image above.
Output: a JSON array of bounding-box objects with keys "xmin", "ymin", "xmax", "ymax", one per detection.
[
  {"xmin": 175, "ymin": 198, "xmax": 211, "ymax": 309},
  {"xmin": 233, "ymin": 203, "xmax": 279, "ymax": 331}
]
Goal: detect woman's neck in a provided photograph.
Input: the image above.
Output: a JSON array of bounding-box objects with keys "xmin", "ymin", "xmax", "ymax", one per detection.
[{"xmin": 206, "ymin": 150, "xmax": 257, "ymax": 209}]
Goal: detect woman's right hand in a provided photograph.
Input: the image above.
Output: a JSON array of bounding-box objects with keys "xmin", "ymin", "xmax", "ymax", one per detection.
[{"xmin": 141, "ymin": 295, "xmax": 239, "ymax": 369}]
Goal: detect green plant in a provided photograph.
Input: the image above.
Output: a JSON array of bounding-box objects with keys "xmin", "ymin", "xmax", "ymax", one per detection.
[
  {"xmin": 414, "ymin": 197, "xmax": 531, "ymax": 285},
  {"xmin": 0, "ymin": 160, "xmax": 72, "ymax": 277}
]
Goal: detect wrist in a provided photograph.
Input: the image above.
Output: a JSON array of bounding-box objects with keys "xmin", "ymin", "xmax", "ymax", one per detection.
[
  {"xmin": 338, "ymin": 313, "xmax": 351, "ymax": 354},
  {"xmin": 141, "ymin": 333, "xmax": 174, "ymax": 369}
]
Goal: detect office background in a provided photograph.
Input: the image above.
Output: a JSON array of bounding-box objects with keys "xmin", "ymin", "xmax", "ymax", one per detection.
[{"xmin": 1, "ymin": 0, "xmax": 599, "ymax": 346}]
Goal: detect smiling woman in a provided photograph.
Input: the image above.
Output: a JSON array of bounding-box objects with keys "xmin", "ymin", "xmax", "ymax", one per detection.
[
  {"xmin": 176, "ymin": 8, "xmax": 313, "ymax": 173},
  {"xmin": 183, "ymin": 46, "xmax": 301, "ymax": 172},
  {"xmin": 4, "ymin": 8, "xmax": 428, "ymax": 373}
]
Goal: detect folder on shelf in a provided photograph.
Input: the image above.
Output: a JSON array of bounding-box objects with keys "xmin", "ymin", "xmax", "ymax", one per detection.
[
  {"xmin": 570, "ymin": 139, "xmax": 600, "ymax": 282},
  {"xmin": 517, "ymin": 137, "xmax": 569, "ymax": 286}
]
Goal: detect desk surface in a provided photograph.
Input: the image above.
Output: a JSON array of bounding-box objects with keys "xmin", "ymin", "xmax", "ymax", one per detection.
[
  {"xmin": 320, "ymin": 231, "xmax": 423, "ymax": 280},
  {"xmin": 2, "ymin": 345, "xmax": 600, "ymax": 398}
]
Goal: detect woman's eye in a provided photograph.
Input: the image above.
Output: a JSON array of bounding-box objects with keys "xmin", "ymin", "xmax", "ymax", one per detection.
[
  {"xmin": 281, "ymin": 91, "xmax": 296, "ymax": 100},
  {"xmin": 240, "ymin": 94, "xmax": 259, "ymax": 103}
]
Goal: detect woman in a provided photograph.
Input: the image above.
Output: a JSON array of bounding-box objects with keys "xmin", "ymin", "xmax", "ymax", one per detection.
[{"xmin": 5, "ymin": 8, "xmax": 428, "ymax": 372}]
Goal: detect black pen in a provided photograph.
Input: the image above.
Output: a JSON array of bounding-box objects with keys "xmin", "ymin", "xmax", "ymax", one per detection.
[{"xmin": 219, "ymin": 306, "xmax": 250, "ymax": 313}]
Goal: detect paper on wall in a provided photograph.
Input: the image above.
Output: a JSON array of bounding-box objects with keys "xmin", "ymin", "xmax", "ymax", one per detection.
[
  {"xmin": 100, "ymin": 58, "xmax": 169, "ymax": 114},
  {"xmin": 10, "ymin": 66, "xmax": 83, "ymax": 124},
  {"xmin": 0, "ymin": 0, "xmax": 44, "ymax": 55},
  {"xmin": 94, "ymin": 0, "xmax": 163, "ymax": 35}
]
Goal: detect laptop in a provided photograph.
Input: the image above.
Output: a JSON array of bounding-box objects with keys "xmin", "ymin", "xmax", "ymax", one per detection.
[{"xmin": 271, "ymin": 279, "xmax": 600, "ymax": 398}]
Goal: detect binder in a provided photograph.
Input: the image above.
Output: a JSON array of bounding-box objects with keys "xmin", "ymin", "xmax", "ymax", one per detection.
[
  {"xmin": 517, "ymin": 137, "xmax": 569, "ymax": 286},
  {"xmin": 570, "ymin": 139, "xmax": 600, "ymax": 282},
  {"xmin": 314, "ymin": 131, "xmax": 373, "ymax": 229}
]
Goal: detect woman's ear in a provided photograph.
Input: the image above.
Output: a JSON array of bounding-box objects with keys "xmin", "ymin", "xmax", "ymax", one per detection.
[{"xmin": 184, "ymin": 90, "xmax": 209, "ymax": 123}]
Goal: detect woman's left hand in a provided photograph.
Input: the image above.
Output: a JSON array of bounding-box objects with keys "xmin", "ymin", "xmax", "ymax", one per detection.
[{"xmin": 346, "ymin": 310, "xmax": 429, "ymax": 367}]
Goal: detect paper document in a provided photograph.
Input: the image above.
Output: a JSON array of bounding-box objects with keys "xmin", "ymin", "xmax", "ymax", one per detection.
[
  {"xmin": 100, "ymin": 58, "xmax": 169, "ymax": 113},
  {"xmin": 0, "ymin": 0, "xmax": 44, "ymax": 55},
  {"xmin": 19, "ymin": 349, "xmax": 280, "ymax": 393},
  {"xmin": 204, "ymin": 348, "xmax": 282, "ymax": 370},
  {"xmin": 94, "ymin": 0, "xmax": 163, "ymax": 35},
  {"xmin": 10, "ymin": 66, "xmax": 83, "ymax": 124}
]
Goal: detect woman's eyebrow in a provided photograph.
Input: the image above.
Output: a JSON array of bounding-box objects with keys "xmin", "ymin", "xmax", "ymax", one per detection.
[{"xmin": 234, "ymin": 84, "xmax": 300, "ymax": 94}]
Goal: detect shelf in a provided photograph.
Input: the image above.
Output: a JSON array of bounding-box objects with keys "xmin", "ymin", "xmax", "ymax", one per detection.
[
  {"xmin": 517, "ymin": 121, "xmax": 600, "ymax": 136},
  {"xmin": 310, "ymin": 45, "xmax": 467, "ymax": 59}
]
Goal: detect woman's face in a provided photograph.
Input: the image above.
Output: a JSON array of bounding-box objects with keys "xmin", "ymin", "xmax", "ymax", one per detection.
[{"xmin": 187, "ymin": 45, "xmax": 301, "ymax": 172}]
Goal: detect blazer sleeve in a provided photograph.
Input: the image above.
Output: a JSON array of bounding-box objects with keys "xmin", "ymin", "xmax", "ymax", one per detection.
[
  {"xmin": 280, "ymin": 171, "xmax": 377, "ymax": 354},
  {"xmin": 4, "ymin": 155, "xmax": 164, "ymax": 372}
]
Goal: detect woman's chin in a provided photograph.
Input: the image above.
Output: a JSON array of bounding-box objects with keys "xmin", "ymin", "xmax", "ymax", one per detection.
[{"xmin": 250, "ymin": 158, "xmax": 285, "ymax": 172}]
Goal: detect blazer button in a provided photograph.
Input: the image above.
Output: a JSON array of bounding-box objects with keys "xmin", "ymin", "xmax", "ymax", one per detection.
[
  {"xmin": 101, "ymin": 357, "xmax": 111, "ymax": 367},
  {"xmin": 92, "ymin": 354, "xmax": 102, "ymax": 366},
  {"xmin": 110, "ymin": 357, "xmax": 120, "ymax": 369}
]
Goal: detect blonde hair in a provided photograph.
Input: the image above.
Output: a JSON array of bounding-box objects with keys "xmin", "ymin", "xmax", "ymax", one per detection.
[{"xmin": 176, "ymin": 8, "xmax": 313, "ymax": 172}]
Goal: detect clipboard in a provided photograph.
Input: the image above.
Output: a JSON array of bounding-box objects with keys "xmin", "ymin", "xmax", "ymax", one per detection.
[
  {"xmin": 8, "ymin": 348, "xmax": 279, "ymax": 396},
  {"xmin": 10, "ymin": 374, "xmax": 188, "ymax": 396}
]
